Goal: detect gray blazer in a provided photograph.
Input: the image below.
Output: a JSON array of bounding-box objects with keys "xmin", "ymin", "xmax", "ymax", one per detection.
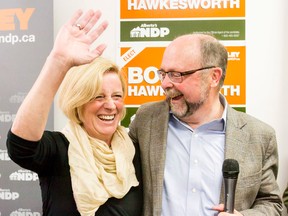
[{"xmin": 129, "ymin": 100, "xmax": 283, "ymax": 216}]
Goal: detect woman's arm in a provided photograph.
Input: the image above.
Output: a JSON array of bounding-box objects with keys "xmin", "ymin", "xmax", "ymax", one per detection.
[{"xmin": 11, "ymin": 9, "xmax": 108, "ymax": 141}]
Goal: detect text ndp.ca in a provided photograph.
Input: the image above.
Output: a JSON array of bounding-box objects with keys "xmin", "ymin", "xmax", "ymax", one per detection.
[
  {"xmin": 0, "ymin": 33, "xmax": 36, "ymax": 45},
  {"xmin": 127, "ymin": 0, "xmax": 240, "ymax": 10}
]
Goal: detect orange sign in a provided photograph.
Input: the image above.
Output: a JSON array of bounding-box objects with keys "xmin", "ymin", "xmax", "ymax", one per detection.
[
  {"xmin": 121, "ymin": 45, "xmax": 246, "ymax": 106},
  {"xmin": 121, "ymin": 0, "xmax": 245, "ymax": 19}
]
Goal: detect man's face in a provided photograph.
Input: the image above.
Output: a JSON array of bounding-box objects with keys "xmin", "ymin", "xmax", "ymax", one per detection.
[{"xmin": 159, "ymin": 40, "xmax": 212, "ymax": 120}]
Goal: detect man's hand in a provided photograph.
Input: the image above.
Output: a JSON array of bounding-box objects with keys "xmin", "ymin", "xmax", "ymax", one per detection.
[{"xmin": 213, "ymin": 204, "xmax": 243, "ymax": 216}]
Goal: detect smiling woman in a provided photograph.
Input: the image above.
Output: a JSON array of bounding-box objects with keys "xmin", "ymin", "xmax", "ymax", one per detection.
[
  {"xmin": 59, "ymin": 58, "xmax": 126, "ymax": 145},
  {"xmin": 6, "ymin": 10, "xmax": 143, "ymax": 216},
  {"xmin": 58, "ymin": 58, "xmax": 126, "ymax": 125}
]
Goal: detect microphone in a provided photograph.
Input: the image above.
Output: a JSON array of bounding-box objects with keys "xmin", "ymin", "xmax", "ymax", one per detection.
[{"xmin": 222, "ymin": 159, "xmax": 239, "ymax": 213}]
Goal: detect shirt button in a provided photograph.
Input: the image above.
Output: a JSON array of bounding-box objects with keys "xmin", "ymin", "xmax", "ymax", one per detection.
[
  {"xmin": 192, "ymin": 188, "xmax": 196, "ymax": 193},
  {"xmin": 194, "ymin": 159, "xmax": 198, "ymax": 164}
]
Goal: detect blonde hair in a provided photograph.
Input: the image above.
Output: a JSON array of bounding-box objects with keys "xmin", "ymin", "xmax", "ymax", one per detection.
[{"xmin": 58, "ymin": 57, "xmax": 126, "ymax": 124}]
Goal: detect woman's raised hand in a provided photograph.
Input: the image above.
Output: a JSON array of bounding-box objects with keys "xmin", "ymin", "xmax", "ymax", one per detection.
[{"xmin": 51, "ymin": 9, "xmax": 108, "ymax": 68}]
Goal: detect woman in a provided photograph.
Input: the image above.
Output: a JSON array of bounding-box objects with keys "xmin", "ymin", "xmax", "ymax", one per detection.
[{"xmin": 6, "ymin": 9, "xmax": 142, "ymax": 216}]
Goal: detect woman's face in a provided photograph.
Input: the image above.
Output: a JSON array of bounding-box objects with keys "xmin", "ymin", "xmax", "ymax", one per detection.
[{"xmin": 81, "ymin": 72, "xmax": 124, "ymax": 145}]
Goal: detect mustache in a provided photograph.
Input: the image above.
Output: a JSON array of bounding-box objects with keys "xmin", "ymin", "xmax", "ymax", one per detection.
[{"xmin": 165, "ymin": 89, "xmax": 182, "ymax": 98}]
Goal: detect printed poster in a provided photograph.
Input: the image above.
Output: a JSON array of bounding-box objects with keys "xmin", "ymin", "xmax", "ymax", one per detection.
[
  {"xmin": 118, "ymin": 0, "xmax": 246, "ymax": 127},
  {"xmin": 0, "ymin": 1, "xmax": 53, "ymax": 215}
]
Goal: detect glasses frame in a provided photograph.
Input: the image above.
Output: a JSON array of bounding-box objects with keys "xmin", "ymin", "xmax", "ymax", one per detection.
[{"xmin": 157, "ymin": 66, "xmax": 216, "ymax": 83}]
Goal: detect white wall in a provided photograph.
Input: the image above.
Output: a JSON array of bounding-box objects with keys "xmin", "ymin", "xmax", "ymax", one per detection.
[
  {"xmin": 245, "ymin": 0, "xmax": 288, "ymax": 195},
  {"xmin": 53, "ymin": 0, "xmax": 288, "ymax": 195}
]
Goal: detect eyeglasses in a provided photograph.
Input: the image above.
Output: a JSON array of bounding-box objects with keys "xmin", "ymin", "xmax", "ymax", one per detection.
[{"xmin": 157, "ymin": 66, "xmax": 216, "ymax": 83}]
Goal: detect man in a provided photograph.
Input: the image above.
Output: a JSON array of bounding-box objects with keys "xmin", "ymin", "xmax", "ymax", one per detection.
[{"xmin": 128, "ymin": 34, "xmax": 282, "ymax": 215}]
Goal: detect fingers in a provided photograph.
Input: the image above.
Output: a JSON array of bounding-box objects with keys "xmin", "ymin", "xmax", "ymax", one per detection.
[
  {"xmin": 70, "ymin": 10, "xmax": 104, "ymax": 32},
  {"xmin": 60, "ymin": 9, "xmax": 108, "ymax": 63},
  {"xmin": 69, "ymin": 9, "xmax": 108, "ymax": 41},
  {"xmin": 91, "ymin": 44, "xmax": 107, "ymax": 57},
  {"xmin": 68, "ymin": 9, "xmax": 84, "ymax": 27},
  {"xmin": 88, "ymin": 20, "xmax": 109, "ymax": 42},
  {"xmin": 212, "ymin": 204, "xmax": 225, "ymax": 211},
  {"xmin": 81, "ymin": 10, "xmax": 102, "ymax": 33},
  {"xmin": 73, "ymin": 10, "xmax": 98, "ymax": 32}
]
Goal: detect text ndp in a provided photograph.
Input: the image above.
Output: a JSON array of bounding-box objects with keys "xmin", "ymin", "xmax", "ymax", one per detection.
[
  {"xmin": 0, "ymin": 112, "xmax": 15, "ymax": 122},
  {"xmin": 10, "ymin": 170, "xmax": 38, "ymax": 181},
  {"xmin": 10, "ymin": 210, "xmax": 41, "ymax": 216},
  {"xmin": 0, "ymin": 150, "xmax": 10, "ymax": 161},
  {"xmin": 130, "ymin": 24, "xmax": 169, "ymax": 38},
  {"xmin": 0, "ymin": 190, "xmax": 19, "ymax": 200},
  {"xmin": 0, "ymin": 8, "xmax": 35, "ymax": 31}
]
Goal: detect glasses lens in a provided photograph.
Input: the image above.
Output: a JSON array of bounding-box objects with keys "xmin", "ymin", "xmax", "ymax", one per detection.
[
  {"xmin": 157, "ymin": 70, "xmax": 182, "ymax": 83},
  {"xmin": 168, "ymin": 72, "xmax": 182, "ymax": 83}
]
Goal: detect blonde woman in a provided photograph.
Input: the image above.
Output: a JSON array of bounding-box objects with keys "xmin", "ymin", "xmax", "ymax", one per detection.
[{"xmin": 6, "ymin": 10, "xmax": 142, "ymax": 216}]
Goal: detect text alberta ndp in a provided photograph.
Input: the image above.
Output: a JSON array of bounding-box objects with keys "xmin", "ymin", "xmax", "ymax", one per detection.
[
  {"xmin": 121, "ymin": 20, "xmax": 245, "ymax": 41},
  {"xmin": 130, "ymin": 23, "xmax": 169, "ymax": 38}
]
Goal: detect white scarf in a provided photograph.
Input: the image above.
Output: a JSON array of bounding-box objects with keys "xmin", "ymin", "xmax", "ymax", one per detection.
[{"xmin": 62, "ymin": 121, "xmax": 139, "ymax": 216}]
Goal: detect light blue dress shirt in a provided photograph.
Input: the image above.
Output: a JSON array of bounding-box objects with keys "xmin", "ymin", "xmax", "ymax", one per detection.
[{"xmin": 162, "ymin": 96, "xmax": 227, "ymax": 216}]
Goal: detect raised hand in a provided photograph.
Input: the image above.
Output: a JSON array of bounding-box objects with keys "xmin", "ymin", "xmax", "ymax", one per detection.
[
  {"xmin": 11, "ymin": 9, "xmax": 109, "ymax": 140},
  {"xmin": 51, "ymin": 9, "xmax": 108, "ymax": 68}
]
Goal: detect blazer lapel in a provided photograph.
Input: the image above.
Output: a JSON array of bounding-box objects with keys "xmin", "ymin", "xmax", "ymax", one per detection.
[
  {"xmin": 149, "ymin": 101, "xmax": 169, "ymax": 214},
  {"xmin": 220, "ymin": 106, "xmax": 249, "ymax": 204}
]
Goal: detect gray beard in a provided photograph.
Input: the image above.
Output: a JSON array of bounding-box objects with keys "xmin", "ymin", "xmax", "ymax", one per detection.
[{"xmin": 169, "ymin": 98, "xmax": 204, "ymax": 119}]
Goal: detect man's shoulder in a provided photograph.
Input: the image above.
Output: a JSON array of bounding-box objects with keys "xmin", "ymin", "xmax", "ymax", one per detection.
[
  {"xmin": 137, "ymin": 100, "xmax": 168, "ymax": 112},
  {"xmin": 132, "ymin": 100, "xmax": 169, "ymax": 123},
  {"xmin": 227, "ymin": 106, "xmax": 275, "ymax": 133}
]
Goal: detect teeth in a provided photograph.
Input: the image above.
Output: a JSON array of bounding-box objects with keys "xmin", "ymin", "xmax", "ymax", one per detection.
[
  {"xmin": 169, "ymin": 93, "xmax": 181, "ymax": 99},
  {"xmin": 172, "ymin": 94, "xmax": 181, "ymax": 98},
  {"xmin": 99, "ymin": 115, "xmax": 115, "ymax": 120}
]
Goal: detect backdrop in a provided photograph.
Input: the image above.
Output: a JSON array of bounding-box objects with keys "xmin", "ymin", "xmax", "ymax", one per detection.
[
  {"xmin": 1, "ymin": 0, "xmax": 287, "ymax": 215},
  {"xmin": 54, "ymin": 0, "xmax": 288, "ymax": 213},
  {"xmin": 0, "ymin": 0, "xmax": 53, "ymax": 215}
]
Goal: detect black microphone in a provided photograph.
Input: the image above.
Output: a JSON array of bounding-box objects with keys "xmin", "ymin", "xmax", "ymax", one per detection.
[{"xmin": 222, "ymin": 159, "xmax": 239, "ymax": 213}]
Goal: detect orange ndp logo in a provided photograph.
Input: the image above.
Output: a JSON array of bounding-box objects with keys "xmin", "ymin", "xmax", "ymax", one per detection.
[{"xmin": 0, "ymin": 8, "xmax": 35, "ymax": 31}]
